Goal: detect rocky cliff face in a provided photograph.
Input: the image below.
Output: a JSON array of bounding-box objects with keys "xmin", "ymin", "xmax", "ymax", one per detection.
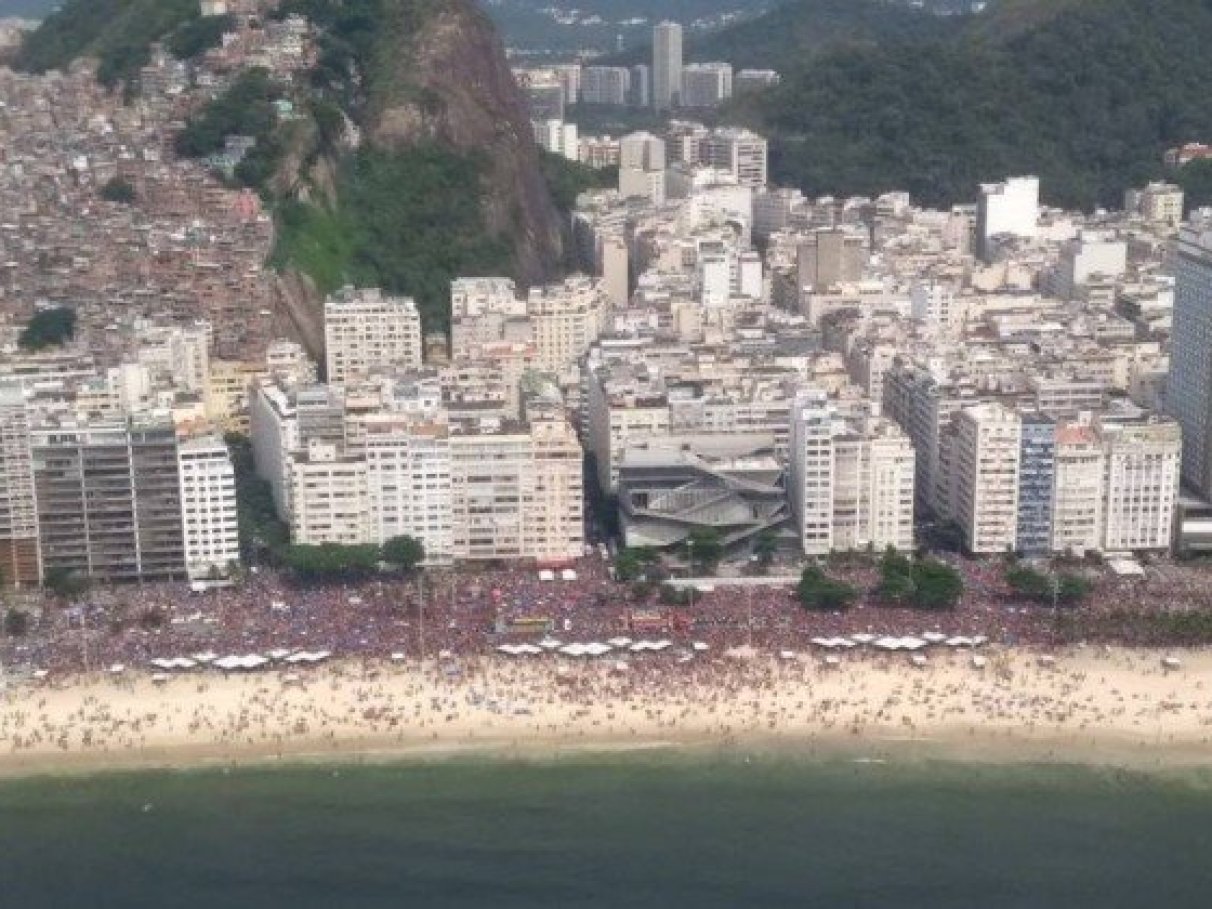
[{"xmin": 364, "ymin": 0, "xmax": 564, "ymax": 286}]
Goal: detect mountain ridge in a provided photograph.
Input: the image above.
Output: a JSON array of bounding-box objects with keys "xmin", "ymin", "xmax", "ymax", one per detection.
[{"xmin": 720, "ymin": 0, "xmax": 1212, "ymax": 209}]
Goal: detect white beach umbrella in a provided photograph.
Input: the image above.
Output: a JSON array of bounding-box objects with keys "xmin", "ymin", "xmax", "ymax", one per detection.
[
  {"xmin": 779, "ymin": 650, "xmax": 797, "ymax": 660},
  {"xmin": 911, "ymin": 654, "xmax": 928, "ymax": 666},
  {"xmin": 1162, "ymin": 656, "xmax": 1182, "ymax": 669},
  {"xmin": 971, "ymin": 655, "xmax": 988, "ymax": 669},
  {"xmin": 390, "ymin": 652, "xmax": 407, "ymax": 661},
  {"xmin": 823, "ymin": 655, "xmax": 841, "ymax": 666},
  {"xmin": 151, "ymin": 673, "xmax": 169, "ymax": 684},
  {"xmin": 108, "ymin": 664, "xmax": 125, "ymax": 674}
]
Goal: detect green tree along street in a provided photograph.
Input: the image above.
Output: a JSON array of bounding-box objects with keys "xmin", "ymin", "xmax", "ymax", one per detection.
[
  {"xmin": 42, "ymin": 567, "xmax": 89, "ymax": 601},
  {"xmin": 682, "ymin": 529, "xmax": 724, "ymax": 574},
  {"xmin": 282, "ymin": 543, "xmax": 381, "ymax": 581},
  {"xmin": 19, "ymin": 307, "xmax": 76, "ymax": 351},
  {"xmin": 614, "ymin": 547, "xmax": 659, "ymax": 582},
  {"xmin": 911, "ymin": 559, "xmax": 964, "ymax": 611},
  {"xmin": 796, "ymin": 565, "xmax": 857, "ymax": 612},
  {"xmin": 100, "ymin": 177, "xmax": 137, "ymax": 204},
  {"xmin": 877, "ymin": 547, "xmax": 963, "ymax": 611},
  {"xmin": 382, "ymin": 535, "xmax": 425, "ymax": 573},
  {"xmin": 225, "ymin": 433, "xmax": 289, "ymax": 563},
  {"xmin": 3, "ymin": 609, "xmax": 31, "ymax": 638},
  {"xmin": 753, "ymin": 532, "xmax": 779, "ymax": 569},
  {"xmin": 1005, "ymin": 562, "xmax": 1093, "ymax": 607}
]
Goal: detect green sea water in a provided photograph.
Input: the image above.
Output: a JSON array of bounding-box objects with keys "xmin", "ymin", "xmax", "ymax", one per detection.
[{"xmin": 1, "ymin": 755, "xmax": 1210, "ymax": 908}]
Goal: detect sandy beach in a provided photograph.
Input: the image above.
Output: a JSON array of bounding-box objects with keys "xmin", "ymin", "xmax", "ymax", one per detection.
[{"xmin": 1, "ymin": 646, "xmax": 1211, "ymax": 776}]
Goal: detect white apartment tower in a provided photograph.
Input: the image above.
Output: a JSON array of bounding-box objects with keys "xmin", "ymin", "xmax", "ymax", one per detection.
[
  {"xmin": 789, "ymin": 392, "xmax": 915, "ymax": 555},
  {"xmin": 652, "ymin": 21, "xmax": 683, "ymax": 111},
  {"xmin": 953, "ymin": 402, "xmax": 1021, "ymax": 554},
  {"xmin": 1100, "ymin": 417, "xmax": 1181, "ymax": 551},
  {"xmin": 364, "ymin": 418, "xmax": 454, "ymax": 565},
  {"xmin": 177, "ymin": 435, "xmax": 240, "ymax": 579},
  {"xmin": 1168, "ymin": 216, "xmax": 1212, "ymax": 497},
  {"xmin": 1051, "ymin": 422, "xmax": 1105, "ymax": 555},
  {"xmin": 324, "ymin": 286, "xmax": 423, "ymax": 384},
  {"xmin": 976, "ymin": 176, "xmax": 1039, "ymax": 260},
  {"xmin": 289, "ymin": 439, "xmax": 369, "ymax": 546}
]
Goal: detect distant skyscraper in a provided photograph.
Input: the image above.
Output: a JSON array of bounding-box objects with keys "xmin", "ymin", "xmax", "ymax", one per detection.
[
  {"xmin": 652, "ymin": 21, "xmax": 682, "ymax": 111},
  {"xmin": 1168, "ymin": 215, "xmax": 1212, "ymax": 496},
  {"xmin": 630, "ymin": 64, "xmax": 650, "ymax": 108}
]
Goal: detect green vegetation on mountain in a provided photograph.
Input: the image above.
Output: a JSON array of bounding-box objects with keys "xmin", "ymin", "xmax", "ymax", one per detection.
[
  {"xmin": 176, "ymin": 68, "xmax": 281, "ymax": 158},
  {"xmin": 273, "ymin": 145, "xmax": 512, "ymax": 333},
  {"xmin": 727, "ymin": 0, "xmax": 1212, "ymax": 209},
  {"xmin": 537, "ymin": 151, "xmax": 617, "ymax": 214},
  {"xmin": 166, "ymin": 12, "xmax": 234, "ymax": 60},
  {"xmin": 14, "ymin": 0, "xmax": 199, "ymax": 86}
]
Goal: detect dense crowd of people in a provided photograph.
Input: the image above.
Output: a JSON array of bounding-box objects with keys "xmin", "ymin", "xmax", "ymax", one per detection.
[{"xmin": 1, "ymin": 552, "xmax": 1207, "ymax": 678}]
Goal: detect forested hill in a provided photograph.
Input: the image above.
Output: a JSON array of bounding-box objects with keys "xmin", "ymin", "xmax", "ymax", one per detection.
[
  {"xmin": 686, "ymin": 0, "xmax": 960, "ymax": 70},
  {"xmin": 728, "ymin": 0, "xmax": 1212, "ymax": 210}
]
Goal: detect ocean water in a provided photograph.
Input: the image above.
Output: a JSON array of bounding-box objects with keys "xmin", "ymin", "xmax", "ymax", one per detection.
[{"xmin": 1, "ymin": 755, "xmax": 1210, "ymax": 908}]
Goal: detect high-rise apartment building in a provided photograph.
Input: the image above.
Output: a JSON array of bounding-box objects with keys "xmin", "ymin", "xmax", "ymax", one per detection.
[
  {"xmin": 789, "ymin": 392, "xmax": 915, "ymax": 555},
  {"xmin": 702, "ymin": 128, "xmax": 768, "ymax": 187},
  {"xmin": 952, "ymin": 402, "xmax": 1021, "ymax": 554},
  {"xmin": 681, "ymin": 62, "xmax": 733, "ymax": 109},
  {"xmin": 1016, "ymin": 414, "xmax": 1056, "ymax": 555},
  {"xmin": 580, "ymin": 66, "xmax": 631, "ymax": 106},
  {"xmin": 32, "ymin": 418, "xmax": 185, "ymax": 582},
  {"xmin": 652, "ymin": 21, "xmax": 683, "ymax": 111},
  {"xmin": 0, "ymin": 383, "xmax": 40, "ymax": 586},
  {"xmin": 324, "ymin": 286, "xmax": 423, "ymax": 384},
  {"xmin": 177, "ymin": 435, "xmax": 240, "ymax": 579},
  {"xmin": 1168, "ymin": 216, "xmax": 1212, "ymax": 496}
]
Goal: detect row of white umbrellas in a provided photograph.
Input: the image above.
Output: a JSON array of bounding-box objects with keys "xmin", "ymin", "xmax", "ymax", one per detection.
[
  {"xmin": 811, "ymin": 634, "xmax": 989, "ymax": 651},
  {"xmin": 498, "ymin": 639, "xmax": 687, "ymax": 657},
  {"xmin": 146, "ymin": 649, "xmax": 332, "ymax": 672}
]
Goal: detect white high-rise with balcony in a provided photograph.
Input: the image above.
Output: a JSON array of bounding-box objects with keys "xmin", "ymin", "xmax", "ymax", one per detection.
[
  {"xmin": 177, "ymin": 435, "xmax": 240, "ymax": 579},
  {"xmin": 324, "ymin": 286, "xmax": 423, "ymax": 384}
]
